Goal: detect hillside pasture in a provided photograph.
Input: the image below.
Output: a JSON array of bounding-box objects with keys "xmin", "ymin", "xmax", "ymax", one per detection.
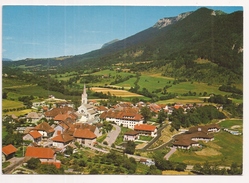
[
  {"xmin": 91, "ymin": 87, "xmax": 142, "ymax": 97},
  {"xmin": 167, "ymin": 82, "xmax": 228, "ymax": 95}
]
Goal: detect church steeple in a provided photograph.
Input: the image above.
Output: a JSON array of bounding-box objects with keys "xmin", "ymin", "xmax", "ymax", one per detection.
[{"xmin": 82, "ymin": 84, "xmax": 87, "ymax": 104}]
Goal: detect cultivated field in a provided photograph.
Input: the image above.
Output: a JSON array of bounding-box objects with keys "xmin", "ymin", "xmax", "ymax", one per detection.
[{"xmin": 91, "ymin": 87, "xmax": 142, "ymax": 97}]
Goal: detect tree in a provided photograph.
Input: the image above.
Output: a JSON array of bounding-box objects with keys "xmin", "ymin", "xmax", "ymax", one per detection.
[
  {"xmin": 157, "ymin": 109, "xmax": 167, "ymax": 123},
  {"xmin": 37, "ymin": 163, "xmax": 63, "ymax": 174},
  {"xmin": 27, "ymin": 158, "xmax": 41, "ymax": 170},
  {"xmin": 140, "ymin": 106, "xmax": 152, "ymax": 123},
  {"xmin": 89, "ymin": 168, "xmax": 99, "ymax": 174},
  {"xmin": 146, "ymin": 165, "xmax": 161, "ymax": 175},
  {"xmin": 124, "ymin": 141, "xmax": 136, "ymax": 155},
  {"xmin": 2, "ymin": 92, "xmax": 8, "ymax": 99}
]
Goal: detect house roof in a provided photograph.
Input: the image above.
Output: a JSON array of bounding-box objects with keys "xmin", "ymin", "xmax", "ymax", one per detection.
[
  {"xmin": 26, "ymin": 112, "xmax": 41, "ymax": 119},
  {"xmin": 2, "ymin": 144, "xmax": 17, "ymax": 156},
  {"xmin": 25, "ymin": 146, "xmax": 55, "ymax": 159},
  {"xmin": 23, "ymin": 127, "xmax": 35, "ymax": 134},
  {"xmin": 73, "ymin": 128, "xmax": 97, "ymax": 139},
  {"xmin": 29, "ymin": 130, "xmax": 42, "ymax": 139},
  {"xmin": 74, "ymin": 123, "xmax": 96, "ymax": 133},
  {"xmin": 188, "ymin": 124, "xmax": 220, "ymax": 134},
  {"xmin": 97, "ymin": 105, "xmax": 108, "ymax": 111},
  {"xmin": 44, "ymin": 106, "xmax": 74, "ymax": 118},
  {"xmin": 100, "ymin": 108, "xmax": 143, "ymax": 121},
  {"xmin": 41, "ymin": 161, "xmax": 61, "ymax": 169},
  {"xmin": 51, "ymin": 132, "xmax": 74, "ymax": 143},
  {"xmin": 124, "ymin": 130, "xmax": 139, "ymax": 136},
  {"xmin": 134, "ymin": 124, "xmax": 156, "ymax": 132},
  {"xmin": 33, "ymin": 122, "xmax": 55, "ymax": 133}
]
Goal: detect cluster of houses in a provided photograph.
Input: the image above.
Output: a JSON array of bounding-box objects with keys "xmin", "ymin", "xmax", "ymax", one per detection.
[
  {"xmin": 4, "ymin": 84, "xmax": 221, "ymax": 170},
  {"xmin": 172, "ymin": 124, "xmax": 221, "ymax": 149}
]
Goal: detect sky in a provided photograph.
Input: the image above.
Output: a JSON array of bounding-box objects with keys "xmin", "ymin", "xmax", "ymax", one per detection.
[{"xmin": 2, "ymin": 5, "xmax": 243, "ymax": 61}]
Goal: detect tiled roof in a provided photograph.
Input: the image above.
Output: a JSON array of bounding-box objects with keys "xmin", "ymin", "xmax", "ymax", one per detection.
[
  {"xmin": 100, "ymin": 108, "xmax": 143, "ymax": 121},
  {"xmin": 29, "ymin": 130, "xmax": 42, "ymax": 139},
  {"xmin": 134, "ymin": 124, "xmax": 156, "ymax": 132},
  {"xmin": 33, "ymin": 122, "xmax": 54, "ymax": 133},
  {"xmin": 26, "ymin": 112, "xmax": 41, "ymax": 119},
  {"xmin": 73, "ymin": 128, "xmax": 96, "ymax": 139},
  {"xmin": 188, "ymin": 124, "xmax": 220, "ymax": 134},
  {"xmin": 97, "ymin": 105, "xmax": 108, "ymax": 111},
  {"xmin": 2, "ymin": 144, "xmax": 17, "ymax": 155},
  {"xmin": 41, "ymin": 161, "xmax": 61, "ymax": 169},
  {"xmin": 51, "ymin": 132, "xmax": 74, "ymax": 143},
  {"xmin": 124, "ymin": 130, "xmax": 139, "ymax": 136},
  {"xmin": 25, "ymin": 147, "xmax": 55, "ymax": 159},
  {"xmin": 74, "ymin": 123, "xmax": 96, "ymax": 133},
  {"xmin": 44, "ymin": 106, "xmax": 74, "ymax": 117}
]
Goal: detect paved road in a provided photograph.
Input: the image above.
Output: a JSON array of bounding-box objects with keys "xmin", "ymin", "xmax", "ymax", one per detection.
[
  {"xmin": 164, "ymin": 147, "xmax": 177, "ymax": 160},
  {"xmin": 104, "ymin": 124, "xmax": 121, "ymax": 146}
]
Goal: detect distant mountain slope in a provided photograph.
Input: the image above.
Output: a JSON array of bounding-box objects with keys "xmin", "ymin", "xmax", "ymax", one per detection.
[{"xmin": 3, "ymin": 7, "xmax": 243, "ymax": 84}]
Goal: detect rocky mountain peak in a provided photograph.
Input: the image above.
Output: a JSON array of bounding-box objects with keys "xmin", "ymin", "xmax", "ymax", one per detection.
[{"xmin": 153, "ymin": 11, "xmax": 192, "ymax": 29}]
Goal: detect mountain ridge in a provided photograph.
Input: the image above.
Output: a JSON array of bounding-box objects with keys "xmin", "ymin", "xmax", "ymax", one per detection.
[{"xmin": 3, "ymin": 7, "xmax": 243, "ymax": 85}]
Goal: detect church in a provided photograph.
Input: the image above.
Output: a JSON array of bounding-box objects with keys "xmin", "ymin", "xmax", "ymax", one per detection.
[{"xmin": 77, "ymin": 84, "xmax": 99, "ymax": 123}]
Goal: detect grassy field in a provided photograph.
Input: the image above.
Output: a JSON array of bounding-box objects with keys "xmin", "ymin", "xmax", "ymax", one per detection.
[
  {"xmin": 170, "ymin": 129, "xmax": 243, "ymax": 166},
  {"xmin": 2, "ymin": 99, "xmax": 24, "ymax": 109},
  {"xmin": 167, "ymin": 82, "xmax": 228, "ymax": 95},
  {"xmin": 219, "ymin": 119, "xmax": 243, "ymax": 133},
  {"xmin": 157, "ymin": 96, "xmax": 205, "ymax": 104}
]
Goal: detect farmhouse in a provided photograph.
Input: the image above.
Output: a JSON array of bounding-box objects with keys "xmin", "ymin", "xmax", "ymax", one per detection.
[
  {"xmin": 25, "ymin": 146, "xmax": 61, "ymax": 168},
  {"xmin": 123, "ymin": 130, "xmax": 139, "ymax": 141},
  {"xmin": 51, "ymin": 131, "xmax": 74, "ymax": 149},
  {"xmin": 23, "ymin": 130, "xmax": 42, "ymax": 143},
  {"xmin": 26, "ymin": 112, "xmax": 43, "ymax": 123},
  {"xmin": 73, "ymin": 128, "xmax": 97, "ymax": 146},
  {"xmin": 2, "ymin": 144, "xmax": 17, "ymax": 162},
  {"xmin": 44, "ymin": 106, "xmax": 74, "ymax": 120},
  {"xmin": 134, "ymin": 124, "xmax": 157, "ymax": 137},
  {"xmin": 33, "ymin": 121, "xmax": 55, "ymax": 139}
]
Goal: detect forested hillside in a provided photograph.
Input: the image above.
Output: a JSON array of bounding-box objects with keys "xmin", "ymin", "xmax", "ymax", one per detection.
[{"xmin": 3, "ymin": 7, "xmax": 243, "ymax": 85}]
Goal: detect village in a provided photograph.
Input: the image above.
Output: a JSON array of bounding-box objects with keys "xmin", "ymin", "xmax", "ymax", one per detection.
[{"xmin": 2, "ymin": 84, "xmax": 229, "ymax": 174}]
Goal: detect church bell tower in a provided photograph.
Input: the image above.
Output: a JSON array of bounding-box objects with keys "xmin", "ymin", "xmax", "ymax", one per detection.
[{"xmin": 81, "ymin": 84, "xmax": 88, "ymax": 104}]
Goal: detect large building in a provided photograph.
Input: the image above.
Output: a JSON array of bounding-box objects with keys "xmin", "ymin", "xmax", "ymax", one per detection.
[
  {"xmin": 77, "ymin": 84, "xmax": 99, "ymax": 123},
  {"xmin": 100, "ymin": 108, "xmax": 144, "ymax": 129}
]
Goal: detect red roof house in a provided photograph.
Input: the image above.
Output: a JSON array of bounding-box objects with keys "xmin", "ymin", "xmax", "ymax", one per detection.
[
  {"xmin": 25, "ymin": 146, "xmax": 55, "ymax": 160},
  {"xmin": 134, "ymin": 124, "xmax": 157, "ymax": 137},
  {"xmin": 2, "ymin": 144, "xmax": 17, "ymax": 162},
  {"xmin": 73, "ymin": 128, "xmax": 97, "ymax": 146}
]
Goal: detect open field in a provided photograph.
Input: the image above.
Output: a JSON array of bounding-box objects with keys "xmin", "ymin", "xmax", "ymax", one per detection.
[
  {"xmin": 157, "ymin": 96, "xmax": 204, "ymax": 104},
  {"xmin": 3, "ymin": 109, "xmax": 33, "ymax": 116},
  {"xmin": 2, "ymin": 99, "xmax": 24, "ymax": 109},
  {"xmin": 167, "ymin": 82, "xmax": 228, "ymax": 95},
  {"xmin": 91, "ymin": 87, "xmax": 142, "ymax": 97},
  {"xmin": 162, "ymin": 170, "xmax": 194, "ymax": 175},
  {"xmin": 219, "ymin": 119, "xmax": 243, "ymax": 133}
]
